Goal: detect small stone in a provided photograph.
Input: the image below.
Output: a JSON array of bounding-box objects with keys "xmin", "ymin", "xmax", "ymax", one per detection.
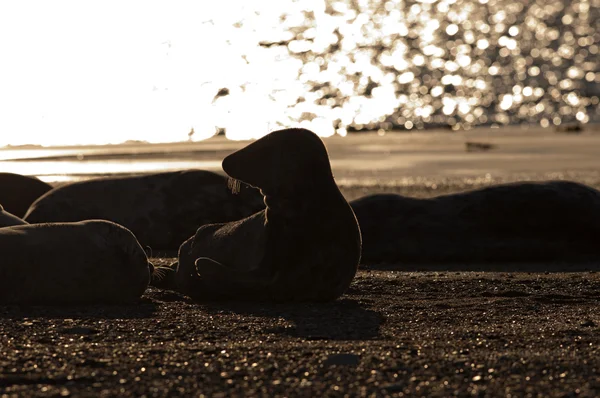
[
  {"xmin": 580, "ymin": 320, "xmax": 596, "ymax": 327},
  {"xmin": 323, "ymin": 353, "xmax": 360, "ymax": 367},
  {"xmin": 59, "ymin": 326, "xmax": 99, "ymax": 335},
  {"xmin": 382, "ymin": 383, "xmax": 404, "ymax": 392}
]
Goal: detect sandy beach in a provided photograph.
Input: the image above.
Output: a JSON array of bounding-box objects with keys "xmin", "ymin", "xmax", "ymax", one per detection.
[
  {"xmin": 1, "ymin": 127, "xmax": 600, "ymax": 396},
  {"xmin": 2, "ymin": 0, "xmax": 599, "ymax": 393}
]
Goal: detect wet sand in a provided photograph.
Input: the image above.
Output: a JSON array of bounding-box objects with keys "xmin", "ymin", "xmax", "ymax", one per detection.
[
  {"xmin": 2, "ymin": 127, "xmax": 600, "ymax": 396},
  {"xmin": 1, "ymin": 125, "xmax": 599, "ymax": 185}
]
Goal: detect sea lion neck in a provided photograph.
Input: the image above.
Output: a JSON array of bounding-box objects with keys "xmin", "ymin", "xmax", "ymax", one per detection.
[{"xmin": 262, "ymin": 177, "xmax": 341, "ymax": 222}]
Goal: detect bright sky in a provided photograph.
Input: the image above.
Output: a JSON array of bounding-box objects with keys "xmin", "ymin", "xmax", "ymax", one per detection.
[
  {"xmin": 2, "ymin": 1, "xmax": 597, "ymax": 147},
  {"xmin": 0, "ymin": 0, "xmax": 316, "ymax": 146}
]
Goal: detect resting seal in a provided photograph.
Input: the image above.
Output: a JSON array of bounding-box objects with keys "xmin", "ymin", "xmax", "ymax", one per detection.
[
  {"xmin": 157, "ymin": 128, "xmax": 362, "ymax": 302},
  {"xmin": 24, "ymin": 170, "xmax": 264, "ymax": 251},
  {"xmin": 351, "ymin": 181, "xmax": 600, "ymax": 264},
  {"xmin": 0, "ymin": 204, "xmax": 27, "ymax": 227},
  {"xmin": 0, "ymin": 173, "xmax": 53, "ymax": 218},
  {"xmin": 0, "ymin": 220, "xmax": 152, "ymax": 304}
]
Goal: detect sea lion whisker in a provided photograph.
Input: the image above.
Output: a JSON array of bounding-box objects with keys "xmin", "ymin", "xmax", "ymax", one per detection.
[
  {"xmin": 152, "ymin": 267, "xmax": 167, "ymax": 281},
  {"xmin": 144, "ymin": 246, "xmax": 154, "ymax": 258},
  {"xmin": 227, "ymin": 177, "xmax": 241, "ymax": 195}
]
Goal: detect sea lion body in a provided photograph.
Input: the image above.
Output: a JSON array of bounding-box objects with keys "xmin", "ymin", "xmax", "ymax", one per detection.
[
  {"xmin": 0, "ymin": 220, "xmax": 151, "ymax": 304},
  {"xmin": 351, "ymin": 181, "xmax": 600, "ymax": 264},
  {"xmin": 0, "ymin": 205, "xmax": 28, "ymax": 227},
  {"xmin": 24, "ymin": 170, "xmax": 264, "ymax": 251},
  {"xmin": 166, "ymin": 128, "xmax": 362, "ymax": 302},
  {"xmin": 0, "ymin": 173, "xmax": 53, "ymax": 218}
]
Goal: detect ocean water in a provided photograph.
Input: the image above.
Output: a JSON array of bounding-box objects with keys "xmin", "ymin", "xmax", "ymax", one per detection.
[
  {"xmin": 277, "ymin": 0, "xmax": 600, "ymax": 133},
  {"xmin": 0, "ymin": 0, "xmax": 598, "ymax": 145}
]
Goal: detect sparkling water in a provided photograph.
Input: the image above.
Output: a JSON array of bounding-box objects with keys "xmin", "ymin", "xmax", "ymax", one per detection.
[{"xmin": 253, "ymin": 0, "xmax": 600, "ymax": 134}]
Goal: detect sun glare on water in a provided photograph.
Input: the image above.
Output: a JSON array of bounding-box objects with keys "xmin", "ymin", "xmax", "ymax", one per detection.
[
  {"xmin": 0, "ymin": 1, "xmax": 317, "ymax": 146},
  {"xmin": 1, "ymin": 0, "xmax": 598, "ymax": 147}
]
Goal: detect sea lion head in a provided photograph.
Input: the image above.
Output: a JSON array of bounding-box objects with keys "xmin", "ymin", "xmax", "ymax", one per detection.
[
  {"xmin": 222, "ymin": 128, "xmax": 334, "ymax": 196},
  {"xmin": 0, "ymin": 173, "xmax": 53, "ymax": 218}
]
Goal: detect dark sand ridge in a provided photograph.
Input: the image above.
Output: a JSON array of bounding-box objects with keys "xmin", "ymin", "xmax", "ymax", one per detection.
[{"xmin": 1, "ymin": 127, "xmax": 600, "ymax": 396}]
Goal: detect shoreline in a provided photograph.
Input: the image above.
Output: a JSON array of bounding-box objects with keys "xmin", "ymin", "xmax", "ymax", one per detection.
[
  {"xmin": 0, "ymin": 125, "xmax": 599, "ymax": 186},
  {"xmin": 2, "ymin": 123, "xmax": 599, "ymax": 152}
]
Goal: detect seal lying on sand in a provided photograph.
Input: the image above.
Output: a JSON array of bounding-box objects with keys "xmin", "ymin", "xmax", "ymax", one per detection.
[
  {"xmin": 24, "ymin": 170, "xmax": 264, "ymax": 251},
  {"xmin": 0, "ymin": 204, "xmax": 27, "ymax": 227},
  {"xmin": 0, "ymin": 173, "xmax": 53, "ymax": 218},
  {"xmin": 0, "ymin": 220, "xmax": 152, "ymax": 304},
  {"xmin": 351, "ymin": 181, "xmax": 600, "ymax": 265},
  {"xmin": 155, "ymin": 128, "xmax": 362, "ymax": 302}
]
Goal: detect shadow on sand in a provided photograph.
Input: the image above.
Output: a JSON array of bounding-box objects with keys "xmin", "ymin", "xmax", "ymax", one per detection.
[
  {"xmin": 361, "ymin": 261, "xmax": 600, "ymax": 272},
  {"xmin": 202, "ymin": 298, "xmax": 383, "ymax": 341},
  {"xmin": 0, "ymin": 298, "xmax": 159, "ymax": 320},
  {"xmin": 144, "ymin": 286, "xmax": 383, "ymax": 341}
]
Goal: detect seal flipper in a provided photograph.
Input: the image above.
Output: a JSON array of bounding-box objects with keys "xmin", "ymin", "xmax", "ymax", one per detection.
[
  {"xmin": 194, "ymin": 257, "xmax": 230, "ymax": 278},
  {"xmin": 194, "ymin": 257, "xmax": 274, "ymax": 293}
]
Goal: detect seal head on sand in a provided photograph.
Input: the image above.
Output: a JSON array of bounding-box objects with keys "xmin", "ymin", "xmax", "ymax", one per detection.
[
  {"xmin": 351, "ymin": 181, "xmax": 600, "ymax": 265},
  {"xmin": 24, "ymin": 170, "xmax": 264, "ymax": 251},
  {"xmin": 0, "ymin": 220, "xmax": 152, "ymax": 304},
  {"xmin": 162, "ymin": 128, "xmax": 362, "ymax": 302},
  {"xmin": 0, "ymin": 173, "xmax": 53, "ymax": 218}
]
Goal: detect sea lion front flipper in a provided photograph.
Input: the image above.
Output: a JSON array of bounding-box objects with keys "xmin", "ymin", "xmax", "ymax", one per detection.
[
  {"xmin": 194, "ymin": 257, "xmax": 230, "ymax": 278},
  {"xmin": 194, "ymin": 257, "xmax": 274, "ymax": 291}
]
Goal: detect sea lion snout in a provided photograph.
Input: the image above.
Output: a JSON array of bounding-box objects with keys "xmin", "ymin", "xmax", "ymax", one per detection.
[{"xmin": 222, "ymin": 145, "xmax": 275, "ymax": 190}]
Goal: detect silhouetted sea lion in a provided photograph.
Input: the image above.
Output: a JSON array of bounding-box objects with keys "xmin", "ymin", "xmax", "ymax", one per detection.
[
  {"xmin": 24, "ymin": 170, "xmax": 264, "ymax": 251},
  {"xmin": 0, "ymin": 220, "xmax": 152, "ymax": 304},
  {"xmin": 351, "ymin": 181, "xmax": 600, "ymax": 265},
  {"xmin": 156, "ymin": 128, "xmax": 362, "ymax": 302},
  {"xmin": 0, "ymin": 204, "xmax": 27, "ymax": 227},
  {"xmin": 0, "ymin": 173, "xmax": 53, "ymax": 218}
]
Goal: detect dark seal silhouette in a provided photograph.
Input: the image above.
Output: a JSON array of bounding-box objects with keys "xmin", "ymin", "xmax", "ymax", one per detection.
[
  {"xmin": 0, "ymin": 220, "xmax": 152, "ymax": 304},
  {"xmin": 0, "ymin": 204, "xmax": 27, "ymax": 227},
  {"xmin": 23, "ymin": 170, "xmax": 264, "ymax": 251},
  {"xmin": 156, "ymin": 128, "xmax": 362, "ymax": 302},
  {"xmin": 351, "ymin": 181, "xmax": 600, "ymax": 265},
  {"xmin": 0, "ymin": 173, "xmax": 53, "ymax": 218}
]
